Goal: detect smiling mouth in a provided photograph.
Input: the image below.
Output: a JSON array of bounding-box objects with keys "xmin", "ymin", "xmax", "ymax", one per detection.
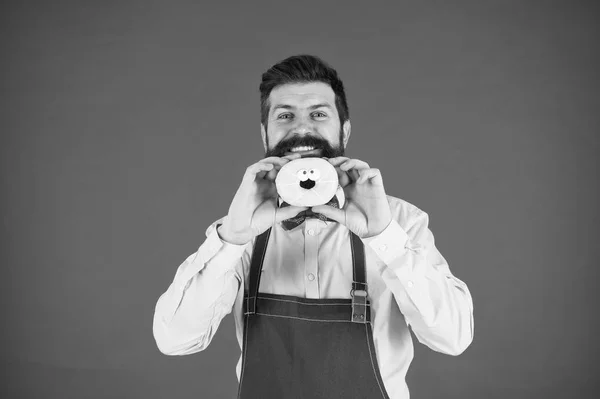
[{"xmin": 284, "ymin": 148, "xmax": 322, "ymax": 157}]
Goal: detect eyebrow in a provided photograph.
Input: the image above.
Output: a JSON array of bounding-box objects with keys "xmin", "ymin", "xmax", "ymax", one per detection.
[{"xmin": 272, "ymin": 103, "xmax": 333, "ymax": 112}]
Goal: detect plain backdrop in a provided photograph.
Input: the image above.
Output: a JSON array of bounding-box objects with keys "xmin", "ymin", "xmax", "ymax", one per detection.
[{"xmin": 1, "ymin": 1, "xmax": 598, "ymax": 398}]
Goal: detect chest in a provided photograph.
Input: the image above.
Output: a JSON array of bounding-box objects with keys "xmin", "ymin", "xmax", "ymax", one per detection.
[{"xmin": 245, "ymin": 221, "xmax": 388, "ymax": 301}]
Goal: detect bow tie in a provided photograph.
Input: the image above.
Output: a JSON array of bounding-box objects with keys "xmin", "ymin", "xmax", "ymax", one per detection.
[{"xmin": 280, "ymin": 195, "xmax": 340, "ymax": 231}]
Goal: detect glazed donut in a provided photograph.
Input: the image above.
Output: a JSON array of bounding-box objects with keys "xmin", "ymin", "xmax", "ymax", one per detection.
[{"xmin": 275, "ymin": 158, "xmax": 339, "ymax": 207}]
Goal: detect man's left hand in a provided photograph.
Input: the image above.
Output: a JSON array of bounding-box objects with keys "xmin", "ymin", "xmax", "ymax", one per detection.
[{"xmin": 311, "ymin": 157, "xmax": 392, "ymax": 238}]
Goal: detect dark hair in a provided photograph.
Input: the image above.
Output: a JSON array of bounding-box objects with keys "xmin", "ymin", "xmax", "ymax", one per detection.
[{"xmin": 259, "ymin": 55, "xmax": 349, "ymax": 129}]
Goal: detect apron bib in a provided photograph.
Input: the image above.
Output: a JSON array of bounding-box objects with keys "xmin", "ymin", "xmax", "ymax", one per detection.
[{"xmin": 237, "ymin": 227, "xmax": 391, "ymax": 399}]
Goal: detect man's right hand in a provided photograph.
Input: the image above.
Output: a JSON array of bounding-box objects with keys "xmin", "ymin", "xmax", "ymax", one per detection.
[{"xmin": 217, "ymin": 154, "xmax": 308, "ymax": 245}]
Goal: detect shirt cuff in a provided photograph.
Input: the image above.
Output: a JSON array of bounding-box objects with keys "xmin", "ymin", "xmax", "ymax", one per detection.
[
  {"xmin": 361, "ymin": 219, "xmax": 411, "ymax": 265},
  {"xmin": 216, "ymin": 226, "xmax": 249, "ymax": 254}
]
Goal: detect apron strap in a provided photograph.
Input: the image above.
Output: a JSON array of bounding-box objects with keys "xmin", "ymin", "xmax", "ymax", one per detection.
[
  {"xmin": 246, "ymin": 228, "xmax": 272, "ymax": 315},
  {"xmin": 350, "ymin": 232, "xmax": 368, "ymax": 324}
]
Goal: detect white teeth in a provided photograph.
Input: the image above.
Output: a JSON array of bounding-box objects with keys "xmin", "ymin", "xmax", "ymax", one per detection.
[{"xmin": 290, "ymin": 146, "xmax": 315, "ymax": 152}]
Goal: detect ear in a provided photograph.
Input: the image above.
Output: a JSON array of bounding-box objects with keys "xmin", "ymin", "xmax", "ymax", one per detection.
[
  {"xmin": 260, "ymin": 123, "xmax": 267, "ymax": 152},
  {"xmin": 342, "ymin": 120, "xmax": 351, "ymax": 148}
]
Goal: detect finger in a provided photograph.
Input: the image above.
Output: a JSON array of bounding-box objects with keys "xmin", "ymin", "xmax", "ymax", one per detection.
[
  {"xmin": 265, "ymin": 166, "xmax": 281, "ymax": 181},
  {"xmin": 325, "ymin": 158, "xmax": 352, "ymax": 186},
  {"xmin": 281, "ymin": 153, "xmax": 302, "ymax": 161},
  {"xmin": 340, "ymin": 159, "xmax": 370, "ymax": 171},
  {"xmin": 266, "ymin": 162, "xmax": 287, "ymax": 181},
  {"xmin": 348, "ymin": 169, "xmax": 360, "ymax": 183},
  {"xmin": 327, "ymin": 157, "xmax": 350, "ymax": 167},
  {"xmin": 260, "ymin": 156, "xmax": 292, "ymax": 167},
  {"xmin": 333, "ymin": 166, "xmax": 351, "ymax": 188},
  {"xmin": 311, "ymin": 204, "xmax": 346, "ymax": 225},
  {"xmin": 356, "ymin": 168, "xmax": 383, "ymax": 185},
  {"xmin": 274, "ymin": 205, "xmax": 309, "ymax": 223},
  {"xmin": 266, "ymin": 154, "xmax": 302, "ymax": 180},
  {"xmin": 340, "ymin": 159, "xmax": 370, "ymax": 183},
  {"xmin": 329, "ymin": 158, "xmax": 370, "ymax": 184},
  {"xmin": 266, "ymin": 167, "xmax": 278, "ymax": 181},
  {"xmin": 244, "ymin": 162, "xmax": 274, "ymax": 181},
  {"xmin": 250, "ymin": 156, "xmax": 297, "ymax": 181}
]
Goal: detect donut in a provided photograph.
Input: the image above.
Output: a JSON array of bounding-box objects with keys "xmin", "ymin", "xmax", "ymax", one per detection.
[{"xmin": 275, "ymin": 158, "xmax": 339, "ymax": 207}]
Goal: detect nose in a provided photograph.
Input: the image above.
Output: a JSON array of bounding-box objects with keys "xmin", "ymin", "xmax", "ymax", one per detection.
[{"xmin": 291, "ymin": 115, "xmax": 314, "ymax": 135}]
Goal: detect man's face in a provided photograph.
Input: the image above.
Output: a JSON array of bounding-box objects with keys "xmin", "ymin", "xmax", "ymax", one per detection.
[{"xmin": 262, "ymin": 82, "xmax": 351, "ymax": 158}]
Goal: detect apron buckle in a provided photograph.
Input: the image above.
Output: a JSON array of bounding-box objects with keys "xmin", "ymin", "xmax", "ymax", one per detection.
[
  {"xmin": 351, "ymin": 289, "xmax": 367, "ymax": 297},
  {"xmin": 351, "ymin": 289, "xmax": 368, "ymax": 323}
]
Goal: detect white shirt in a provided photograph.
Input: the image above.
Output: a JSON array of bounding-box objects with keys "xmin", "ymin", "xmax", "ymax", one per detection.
[{"xmin": 153, "ymin": 194, "xmax": 474, "ymax": 399}]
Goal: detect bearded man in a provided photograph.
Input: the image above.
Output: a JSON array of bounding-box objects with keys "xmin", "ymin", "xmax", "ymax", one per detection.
[{"xmin": 153, "ymin": 54, "xmax": 474, "ymax": 399}]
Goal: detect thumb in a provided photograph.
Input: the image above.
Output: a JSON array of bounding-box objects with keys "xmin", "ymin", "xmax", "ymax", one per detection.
[
  {"xmin": 275, "ymin": 205, "xmax": 309, "ymax": 223},
  {"xmin": 311, "ymin": 205, "xmax": 346, "ymax": 224}
]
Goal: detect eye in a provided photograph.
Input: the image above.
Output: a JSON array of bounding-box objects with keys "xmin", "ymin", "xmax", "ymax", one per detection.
[
  {"xmin": 297, "ymin": 169, "xmax": 309, "ymax": 181},
  {"xmin": 308, "ymin": 169, "xmax": 321, "ymax": 180},
  {"xmin": 277, "ymin": 113, "xmax": 293, "ymax": 120},
  {"xmin": 311, "ymin": 111, "xmax": 327, "ymax": 118}
]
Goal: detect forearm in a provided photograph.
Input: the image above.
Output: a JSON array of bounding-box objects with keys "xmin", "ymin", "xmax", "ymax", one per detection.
[
  {"xmin": 382, "ymin": 260, "xmax": 474, "ymax": 355},
  {"xmin": 364, "ymin": 213, "xmax": 474, "ymax": 355},
  {"xmin": 153, "ymin": 258, "xmax": 240, "ymax": 355},
  {"xmin": 152, "ymin": 221, "xmax": 248, "ymax": 355}
]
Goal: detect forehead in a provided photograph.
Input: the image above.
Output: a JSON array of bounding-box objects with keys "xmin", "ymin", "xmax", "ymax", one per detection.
[{"xmin": 269, "ymin": 82, "xmax": 336, "ymax": 110}]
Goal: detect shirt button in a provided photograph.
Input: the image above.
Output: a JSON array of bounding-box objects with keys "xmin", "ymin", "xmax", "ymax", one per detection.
[
  {"xmin": 307, "ymin": 273, "xmax": 315, "ymax": 281},
  {"xmin": 307, "ymin": 229, "xmax": 315, "ymax": 236},
  {"xmin": 379, "ymin": 244, "xmax": 387, "ymax": 251},
  {"xmin": 407, "ymin": 281, "xmax": 414, "ymax": 288}
]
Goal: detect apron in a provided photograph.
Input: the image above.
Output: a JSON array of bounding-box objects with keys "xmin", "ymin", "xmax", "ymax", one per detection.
[{"xmin": 237, "ymin": 227, "xmax": 391, "ymax": 399}]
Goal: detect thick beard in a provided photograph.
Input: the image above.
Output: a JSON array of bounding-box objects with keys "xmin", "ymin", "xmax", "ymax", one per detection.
[{"xmin": 264, "ymin": 128, "xmax": 346, "ymax": 158}]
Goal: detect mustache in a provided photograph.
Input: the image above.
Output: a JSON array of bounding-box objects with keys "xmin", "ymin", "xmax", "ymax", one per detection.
[
  {"xmin": 264, "ymin": 131, "xmax": 345, "ymax": 158},
  {"xmin": 276, "ymin": 137, "xmax": 330, "ymax": 152}
]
